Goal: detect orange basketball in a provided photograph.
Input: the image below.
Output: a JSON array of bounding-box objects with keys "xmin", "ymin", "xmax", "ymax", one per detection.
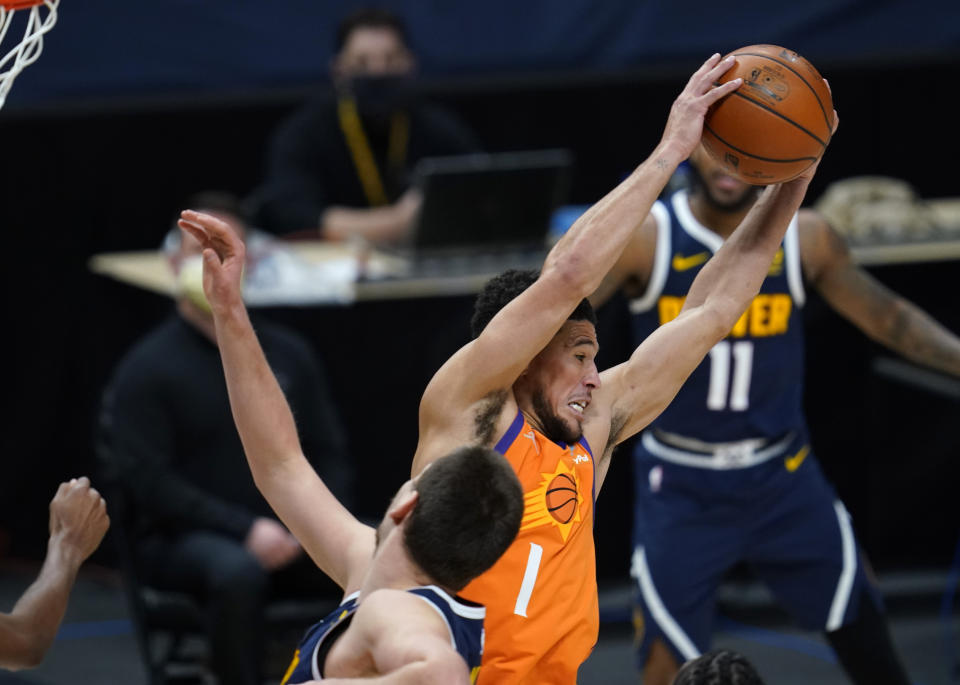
[
  {"xmin": 545, "ymin": 473, "xmax": 578, "ymax": 524},
  {"xmin": 702, "ymin": 44, "xmax": 833, "ymax": 185}
]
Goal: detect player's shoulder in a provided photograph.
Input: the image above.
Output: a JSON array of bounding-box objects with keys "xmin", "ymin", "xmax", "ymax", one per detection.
[
  {"xmin": 355, "ymin": 588, "xmax": 450, "ymax": 635},
  {"xmin": 797, "ymin": 206, "xmax": 832, "ymax": 234},
  {"xmin": 796, "ymin": 207, "xmax": 852, "ymax": 279}
]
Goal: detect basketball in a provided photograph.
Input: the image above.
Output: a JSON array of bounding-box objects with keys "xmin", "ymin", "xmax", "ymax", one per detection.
[
  {"xmin": 702, "ymin": 44, "xmax": 833, "ymax": 185},
  {"xmin": 545, "ymin": 473, "xmax": 578, "ymax": 524}
]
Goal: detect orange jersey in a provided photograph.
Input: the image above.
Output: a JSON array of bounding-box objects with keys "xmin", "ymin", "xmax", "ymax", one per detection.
[{"xmin": 461, "ymin": 411, "xmax": 598, "ymax": 684}]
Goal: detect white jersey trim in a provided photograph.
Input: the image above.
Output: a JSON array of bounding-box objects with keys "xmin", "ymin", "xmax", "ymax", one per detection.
[
  {"xmin": 418, "ymin": 585, "xmax": 486, "ymax": 620},
  {"xmin": 410, "ymin": 585, "xmax": 485, "ymax": 652},
  {"xmin": 673, "ymin": 189, "xmax": 723, "ymax": 253},
  {"xmin": 311, "ymin": 592, "xmax": 361, "ymax": 680},
  {"xmin": 628, "ymin": 200, "xmax": 672, "ymax": 314},
  {"xmin": 826, "ymin": 501, "xmax": 858, "ymax": 631},
  {"xmin": 412, "ymin": 593, "xmax": 457, "ymax": 650},
  {"xmin": 784, "ymin": 216, "xmax": 806, "ymax": 307},
  {"xmin": 632, "ymin": 546, "xmax": 700, "ymax": 661}
]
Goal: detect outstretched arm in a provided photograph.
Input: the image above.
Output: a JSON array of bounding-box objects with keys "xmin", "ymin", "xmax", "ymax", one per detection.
[
  {"xmin": 0, "ymin": 479, "xmax": 109, "ymax": 670},
  {"xmin": 597, "ymin": 113, "xmax": 837, "ymax": 472},
  {"xmin": 414, "ymin": 54, "xmax": 743, "ymax": 472},
  {"xmin": 800, "ymin": 210, "xmax": 960, "ymax": 376},
  {"xmin": 178, "ymin": 211, "xmax": 373, "ymax": 592}
]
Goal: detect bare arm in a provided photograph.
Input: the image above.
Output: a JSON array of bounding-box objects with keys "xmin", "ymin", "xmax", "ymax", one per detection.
[
  {"xmin": 414, "ymin": 55, "xmax": 743, "ymax": 473},
  {"xmin": 0, "ymin": 479, "xmax": 109, "ymax": 670},
  {"xmin": 312, "ymin": 591, "xmax": 471, "ymax": 685},
  {"xmin": 800, "ymin": 210, "xmax": 960, "ymax": 376},
  {"xmin": 588, "ymin": 211, "xmax": 659, "ymax": 308},
  {"xmin": 598, "ymin": 172, "xmax": 825, "ymax": 462},
  {"xmin": 178, "ymin": 211, "xmax": 373, "ymax": 592},
  {"xmin": 321, "ymin": 190, "xmax": 421, "ymax": 244}
]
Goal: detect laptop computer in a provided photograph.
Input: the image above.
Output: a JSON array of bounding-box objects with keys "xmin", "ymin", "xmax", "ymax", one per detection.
[
  {"xmin": 368, "ymin": 149, "xmax": 573, "ymax": 283},
  {"xmin": 407, "ymin": 148, "xmax": 572, "ymax": 257}
]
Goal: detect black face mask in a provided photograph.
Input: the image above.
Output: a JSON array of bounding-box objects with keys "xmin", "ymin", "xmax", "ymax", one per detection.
[{"xmin": 345, "ymin": 74, "xmax": 416, "ymax": 121}]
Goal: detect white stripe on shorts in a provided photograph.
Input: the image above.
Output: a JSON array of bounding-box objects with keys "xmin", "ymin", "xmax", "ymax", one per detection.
[
  {"xmin": 826, "ymin": 500, "xmax": 858, "ymax": 631},
  {"xmin": 632, "ymin": 546, "xmax": 700, "ymax": 661}
]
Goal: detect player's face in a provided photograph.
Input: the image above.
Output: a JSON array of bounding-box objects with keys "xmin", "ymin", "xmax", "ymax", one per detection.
[
  {"xmin": 524, "ymin": 320, "xmax": 600, "ymax": 445},
  {"xmin": 333, "ymin": 27, "xmax": 414, "ymax": 80},
  {"xmin": 689, "ymin": 145, "xmax": 758, "ymax": 211}
]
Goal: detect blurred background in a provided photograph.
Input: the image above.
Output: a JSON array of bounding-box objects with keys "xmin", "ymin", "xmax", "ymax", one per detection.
[{"xmin": 0, "ymin": 0, "xmax": 959, "ymax": 681}]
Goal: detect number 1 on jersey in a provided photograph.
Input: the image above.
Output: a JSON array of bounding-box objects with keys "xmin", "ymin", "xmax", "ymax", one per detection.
[
  {"xmin": 514, "ymin": 543, "xmax": 543, "ymax": 617},
  {"xmin": 706, "ymin": 340, "xmax": 753, "ymax": 411}
]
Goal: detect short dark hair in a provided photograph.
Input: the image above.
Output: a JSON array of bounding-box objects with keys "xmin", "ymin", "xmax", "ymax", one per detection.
[
  {"xmin": 470, "ymin": 268, "xmax": 597, "ymax": 339},
  {"xmin": 404, "ymin": 446, "xmax": 523, "ymax": 591},
  {"xmin": 672, "ymin": 650, "xmax": 766, "ymax": 685},
  {"xmin": 335, "ymin": 7, "xmax": 410, "ymax": 53}
]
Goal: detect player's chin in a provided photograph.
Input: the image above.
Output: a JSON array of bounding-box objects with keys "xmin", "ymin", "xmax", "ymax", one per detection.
[{"xmin": 561, "ymin": 411, "xmax": 585, "ymax": 441}]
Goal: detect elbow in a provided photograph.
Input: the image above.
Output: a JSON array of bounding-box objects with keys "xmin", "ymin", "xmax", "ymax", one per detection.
[
  {"xmin": 541, "ymin": 256, "xmax": 596, "ymax": 301},
  {"xmin": 15, "ymin": 648, "xmax": 46, "ymax": 671},
  {"xmin": 1, "ymin": 635, "xmax": 49, "ymax": 671}
]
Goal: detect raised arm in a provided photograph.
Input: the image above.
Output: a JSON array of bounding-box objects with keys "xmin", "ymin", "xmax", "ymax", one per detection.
[
  {"xmin": 178, "ymin": 211, "xmax": 373, "ymax": 592},
  {"xmin": 588, "ymin": 211, "xmax": 660, "ymax": 309},
  {"xmin": 598, "ymin": 117, "xmax": 836, "ymax": 466},
  {"xmin": 414, "ymin": 55, "xmax": 742, "ymax": 469},
  {"xmin": 0, "ymin": 479, "xmax": 108, "ymax": 670},
  {"xmin": 799, "ymin": 210, "xmax": 960, "ymax": 376}
]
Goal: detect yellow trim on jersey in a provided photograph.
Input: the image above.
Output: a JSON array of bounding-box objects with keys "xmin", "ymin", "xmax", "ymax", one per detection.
[
  {"xmin": 784, "ymin": 445, "xmax": 810, "ymax": 472},
  {"xmin": 280, "ymin": 649, "xmax": 300, "ymax": 685},
  {"xmin": 470, "ymin": 665, "xmax": 481, "ymax": 683}
]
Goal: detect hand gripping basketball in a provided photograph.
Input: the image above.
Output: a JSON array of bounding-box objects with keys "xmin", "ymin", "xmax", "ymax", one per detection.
[{"xmin": 702, "ymin": 44, "xmax": 835, "ymax": 184}]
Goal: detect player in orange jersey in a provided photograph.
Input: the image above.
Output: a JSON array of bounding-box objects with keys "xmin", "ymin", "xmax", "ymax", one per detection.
[{"xmin": 410, "ymin": 59, "xmax": 838, "ymax": 682}]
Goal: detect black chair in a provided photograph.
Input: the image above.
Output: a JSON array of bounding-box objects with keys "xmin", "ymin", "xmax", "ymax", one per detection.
[{"xmin": 94, "ymin": 443, "xmax": 336, "ymax": 685}]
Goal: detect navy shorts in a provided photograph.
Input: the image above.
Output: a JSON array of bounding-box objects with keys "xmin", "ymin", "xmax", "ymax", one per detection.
[{"xmin": 631, "ymin": 432, "xmax": 874, "ymax": 666}]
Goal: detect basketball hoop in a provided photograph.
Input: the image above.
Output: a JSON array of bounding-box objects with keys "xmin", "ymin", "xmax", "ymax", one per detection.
[{"xmin": 0, "ymin": 0, "xmax": 59, "ymax": 109}]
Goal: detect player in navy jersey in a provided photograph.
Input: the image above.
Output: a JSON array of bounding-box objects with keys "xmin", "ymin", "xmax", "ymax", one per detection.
[
  {"xmin": 592, "ymin": 144, "xmax": 960, "ymax": 685},
  {"xmin": 172, "ymin": 221, "xmax": 525, "ymax": 684}
]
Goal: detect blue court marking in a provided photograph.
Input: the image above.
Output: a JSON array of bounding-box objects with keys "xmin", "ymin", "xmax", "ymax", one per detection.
[{"xmin": 55, "ymin": 619, "xmax": 133, "ymax": 640}]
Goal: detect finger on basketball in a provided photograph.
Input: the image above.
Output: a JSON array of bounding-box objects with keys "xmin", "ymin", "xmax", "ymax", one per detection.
[{"xmin": 704, "ymin": 77, "xmax": 741, "ymax": 104}]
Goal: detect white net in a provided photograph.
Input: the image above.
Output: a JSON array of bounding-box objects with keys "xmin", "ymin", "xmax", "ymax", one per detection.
[{"xmin": 0, "ymin": 0, "xmax": 59, "ymax": 109}]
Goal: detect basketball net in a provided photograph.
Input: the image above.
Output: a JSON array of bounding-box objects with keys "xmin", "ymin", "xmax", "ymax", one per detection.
[{"xmin": 0, "ymin": 0, "xmax": 59, "ymax": 109}]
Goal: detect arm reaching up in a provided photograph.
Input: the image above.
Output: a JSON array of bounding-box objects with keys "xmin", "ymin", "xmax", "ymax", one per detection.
[
  {"xmin": 178, "ymin": 211, "xmax": 373, "ymax": 593},
  {"xmin": 595, "ymin": 110, "xmax": 839, "ymax": 479},
  {"xmin": 413, "ymin": 54, "xmax": 744, "ymax": 473}
]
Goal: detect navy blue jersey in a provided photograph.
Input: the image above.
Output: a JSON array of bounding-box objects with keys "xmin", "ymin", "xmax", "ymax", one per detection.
[
  {"xmin": 281, "ymin": 586, "xmax": 486, "ymax": 684},
  {"xmin": 629, "ymin": 189, "xmax": 807, "ymax": 442}
]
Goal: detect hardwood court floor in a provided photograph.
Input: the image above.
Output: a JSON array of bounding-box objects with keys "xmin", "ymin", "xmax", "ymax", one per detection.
[{"xmin": 0, "ymin": 562, "xmax": 956, "ymax": 684}]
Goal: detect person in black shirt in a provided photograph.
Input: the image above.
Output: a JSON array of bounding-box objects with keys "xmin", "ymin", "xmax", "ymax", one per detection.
[
  {"xmin": 246, "ymin": 7, "xmax": 480, "ymax": 243},
  {"xmin": 98, "ymin": 192, "xmax": 353, "ymax": 685}
]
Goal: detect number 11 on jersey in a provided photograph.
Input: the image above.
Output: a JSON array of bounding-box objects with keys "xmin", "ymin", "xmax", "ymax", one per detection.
[{"xmin": 707, "ymin": 340, "xmax": 754, "ymax": 411}]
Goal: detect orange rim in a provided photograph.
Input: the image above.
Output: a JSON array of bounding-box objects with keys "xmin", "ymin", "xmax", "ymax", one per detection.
[{"xmin": 1, "ymin": 0, "xmax": 46, "ymax": 9}]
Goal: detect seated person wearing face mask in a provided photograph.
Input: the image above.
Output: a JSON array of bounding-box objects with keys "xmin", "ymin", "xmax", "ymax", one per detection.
[
  {"xmin": 246, "ymin": 7, "xmax": 481, "ymax": 244},
  {"xmin": 98, "ymin": 191, "xmax": 355, "ymax": 685}
]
